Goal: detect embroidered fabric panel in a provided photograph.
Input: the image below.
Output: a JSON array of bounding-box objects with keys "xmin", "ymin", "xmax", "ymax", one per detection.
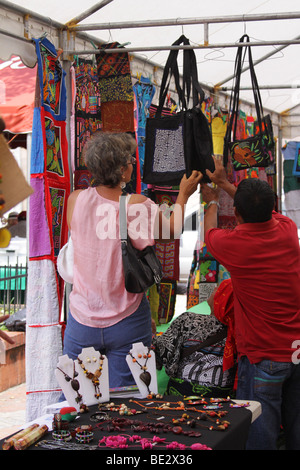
[
  {"xmin": 75, "ymin": 114, "xmax": 102, "ymax": 169},
  {"xmin": 152, "ymin": 190, "xmax": 180, "ymax": 281},
  {"xmin": 133, "ymin": 78, "xmax": 156, "ymax": 193},
  {"xmin": 148, "ymin": 280, "xmax": 177, "ymax": 325},
  {"xmin": 74, "ymin": 58, "xmax": 102, "ymax": 171},
  {"xmin": 152, "ymin": 126, "xmax": 185, "ymax": 173},
  {"xmin": 48, "ymin": 186, "xmax": 67, "ymax": 258},
  {"xmin": 31, "ymin": 107, "xmax": 45, "ymax": 174},
  {"xmin": 101, "ymin": 100, "xmax": 134, "ymax": 132},
  {"xmin": 293, "ymin": 143, "xmax": 300, "ymax": 176},
  {"xmin": 97, "ymin": 42, "xmax": 131, "ymax": 77},
  {"xmin": 29, "ymin": 176, "xmax": 52, "ymax": 258},
  {"xmin": 34, "ymin": 37, "xmax": 67, "ymax": 121},
  {"xmin": 98, "ymin": 74, "xmax": 134, "ymax": 102},
  {"xmin": 44, "ymin": 112, "xmax": 68, "ymax": 179},
  {"xmin": 74, "ymin": 169, "xmax": 92, "ymax": 189}
]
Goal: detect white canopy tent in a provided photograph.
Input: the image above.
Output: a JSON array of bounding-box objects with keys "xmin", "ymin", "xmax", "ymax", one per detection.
[
  {"xmin": 1, "ymin": 0, "xmax": 300, "ymax": 199},
  {"xmin": 1, "ymin": 0, "xmax": 300, "ymax": 420}
]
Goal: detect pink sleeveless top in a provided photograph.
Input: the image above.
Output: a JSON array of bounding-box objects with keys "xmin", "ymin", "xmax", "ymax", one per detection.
[{"xmin": 69, "ymin": 187, "xmax": 158, "ymax": 328}]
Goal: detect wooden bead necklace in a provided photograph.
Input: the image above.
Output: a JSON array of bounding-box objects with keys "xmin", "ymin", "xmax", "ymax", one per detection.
[
  {"xmin": 77, "ymin": 355, "xmax": 105, "ymax": 400},
  {"xmin": 56, "ymin": 363, "xmax": 87, "ymax": 413},
  {"xmin": 128, "ymin": 347, "xmax": 153, "ymax": 393}
]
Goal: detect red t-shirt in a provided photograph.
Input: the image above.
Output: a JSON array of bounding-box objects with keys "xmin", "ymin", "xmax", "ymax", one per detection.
[{"xmin": 205, "ymin": 211, "xmax": 300, "ymax": 363}]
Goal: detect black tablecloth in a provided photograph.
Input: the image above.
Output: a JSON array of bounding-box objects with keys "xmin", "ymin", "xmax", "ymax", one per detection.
[{"xmin": 2, "ymin": 396, "xmax": 252, "ymax": 452}]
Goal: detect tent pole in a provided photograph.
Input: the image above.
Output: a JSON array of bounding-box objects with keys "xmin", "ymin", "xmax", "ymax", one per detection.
[
  {"xmin": 65, "ymin": 0, "xmax": 115, "ymax": 27},
  {"xmin": 67, "ymin": 11, "xmax": 300, "ymax": 32},
  {"xmin": 64, "ymin": 38, "xmax": 300, "ymax": 55},
  {"xmin": 222, "ymin": 84, "xmax": 300, "ymax": 91}
]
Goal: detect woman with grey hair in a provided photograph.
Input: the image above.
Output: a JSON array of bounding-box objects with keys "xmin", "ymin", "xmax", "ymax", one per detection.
[{"xmin": 62, "ymin": 131, "xmax": 202, "ymax": 389}]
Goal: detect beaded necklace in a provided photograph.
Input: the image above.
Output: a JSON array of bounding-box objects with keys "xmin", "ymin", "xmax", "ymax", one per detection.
[
  {"xmin": 78, "ymin": 355, "xmax": 104, "ymax": 400},
  {"xmin": 56, "ymin": 363, "xmax": 87, "ymax": 413},
  {"xmin": 128, "ymin": 347, "xmax": 153, "ymax": 393}
]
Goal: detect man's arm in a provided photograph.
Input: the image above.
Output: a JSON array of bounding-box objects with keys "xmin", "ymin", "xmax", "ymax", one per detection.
[{"xmin": 201, "ymin": 184, "xmax": 220, "ymax": 236}]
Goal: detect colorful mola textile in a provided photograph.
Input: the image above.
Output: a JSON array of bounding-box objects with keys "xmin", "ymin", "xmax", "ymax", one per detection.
[
  {"xmin": 97, "ymin": 42, "xmax": 131, "ymax": 77},
  {"xmin": 34, "ymin": 37, "xmax": 66, "ymax": 121}
]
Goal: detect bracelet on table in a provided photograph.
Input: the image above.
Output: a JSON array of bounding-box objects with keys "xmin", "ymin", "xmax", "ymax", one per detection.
[
  {"xmin": 52, "ymin": 430, "xmax": 72, "ymax": 441},
  {"xmin": 206, "ymin": 200, "xmax": 220, "ymax": 209},
  {"xmin": 75, "ymin": 430, "xmax": 94, "ymax": 443}
]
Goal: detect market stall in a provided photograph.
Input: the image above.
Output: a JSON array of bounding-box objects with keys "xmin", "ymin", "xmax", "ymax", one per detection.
[{"xmin": 0, "ymin": 1, "xmax": 300, "ymax": 435}]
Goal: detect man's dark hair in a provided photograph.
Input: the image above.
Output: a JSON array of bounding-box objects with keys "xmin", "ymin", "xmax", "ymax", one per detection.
[{"xmin": 233, "ymin": 178, "xmax": 275, "ymax": 223}]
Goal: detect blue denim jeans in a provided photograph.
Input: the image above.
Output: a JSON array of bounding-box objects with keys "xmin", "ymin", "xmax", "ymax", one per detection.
[
  {"xmin": 236, "ymin": 356, "xmax": 300, "ymax": 450},
  {"xmin": 63, "ymin": 295, "xmax": 152, "ymax": 389}
]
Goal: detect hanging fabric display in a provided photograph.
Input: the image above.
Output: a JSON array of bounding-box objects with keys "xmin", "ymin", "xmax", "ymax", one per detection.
[
  {"xmin": 143, "ymin": 35, "xmax": 214, "ymax": 186},
  {"xmin": 150, "ymin": 189, "xmax": 180, "ymax": 281},
  {"xmin": 27, "ymin": 37, "xmax": 70, "ymax": 422},
  {"xmin": 293, "ymin": 142, "xmax": 300, "ymax": 176},
  {"xmin": 34, "ymin": 37, "xmax": 67, "ymax": 121},
  {"xmin": 96, "ymin": 42, "xmax": 134, "ymax": 133},
  {"xmin": 74, "ymin": 58, "xmax": 102, "ymax": 189},
  {"xmin": 223, "ymin": 34, "xmax": 275, "ymax": 170},
  {"xmin": 133, "ymin": 76, "xmax": 156, "ymax": 193}
]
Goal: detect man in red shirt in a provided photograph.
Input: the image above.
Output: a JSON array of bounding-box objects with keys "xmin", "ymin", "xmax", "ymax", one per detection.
[{"xmin": 201, "ymin": 157, "xmax": 300, "ymax": 450}]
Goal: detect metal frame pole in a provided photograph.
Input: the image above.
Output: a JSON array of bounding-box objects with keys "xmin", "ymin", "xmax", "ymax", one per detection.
[
  {"xmin": 63, "ymin": 38, "xmax": 300, "ymax": 55},
  {"xmin": 66, "ymin": 11, "xmax": 300, "ymax": 32}
]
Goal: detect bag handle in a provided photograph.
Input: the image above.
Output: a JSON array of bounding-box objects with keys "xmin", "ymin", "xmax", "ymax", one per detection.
[
  {"xmin": 224, "ymin": 34, "xmax": 270, "ymax": 162},
  {"xmin": 156, "ymin": 35, "xmax": 205, "ymax": 116},
  {"xmin": 119, "ymin": 194, "xmax": 129, "ymax": 242}
]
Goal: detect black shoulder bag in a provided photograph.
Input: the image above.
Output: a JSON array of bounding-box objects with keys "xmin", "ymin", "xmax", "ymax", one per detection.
[
  {"xmin": 143, "ymin": 35, "xmax": 214, "ymax": 185},
  {"xmin": 119, "ymin": 195, "xmax": 163, "ymax": 294}
]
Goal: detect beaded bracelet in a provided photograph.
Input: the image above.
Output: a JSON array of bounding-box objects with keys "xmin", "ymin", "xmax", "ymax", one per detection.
[
  {"xmin": 52, "ymin": 430, "xmax": 72, "ymax": 441},
  {"xmin": 75, "ymin": 430, "xmax": 94, "ymax": 444}
]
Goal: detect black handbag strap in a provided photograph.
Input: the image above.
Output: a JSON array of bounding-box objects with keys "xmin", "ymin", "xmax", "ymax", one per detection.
[
  {"xmin": 156, "ymin": 35, "xmax": 205, "ymax": 117},
  {"xmin": 180, "ymin": 326, "xmax": 227, "ymax": 359}
]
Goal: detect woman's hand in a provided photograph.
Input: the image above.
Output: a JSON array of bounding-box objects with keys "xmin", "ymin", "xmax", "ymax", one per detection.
[{"xmin": 179, "ymin": 170, "xmax": 203, "ymax": 199}]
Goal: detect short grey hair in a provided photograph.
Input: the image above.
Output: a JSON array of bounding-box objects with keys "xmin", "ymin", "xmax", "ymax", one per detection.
[{"xmin": 83, "ymin": 132, "xmax": 137, "ymax": 187}]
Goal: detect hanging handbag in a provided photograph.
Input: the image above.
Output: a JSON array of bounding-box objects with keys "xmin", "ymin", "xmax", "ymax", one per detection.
[
  {"xmin": 223, "ymin": 34, "xmax": 276, "ymax": 170},
  {"xmin": 119, "ymin": 195, "xmax": 163, "ymax": 293},
  {"xmin": 143, "ymin": 35, "xmax": 214, "ymax": 186}
]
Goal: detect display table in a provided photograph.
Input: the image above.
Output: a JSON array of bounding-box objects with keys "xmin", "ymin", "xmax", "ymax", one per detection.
[{"xmin": 1, "ymin": 396, "xmax": 261, "ymax": 452}]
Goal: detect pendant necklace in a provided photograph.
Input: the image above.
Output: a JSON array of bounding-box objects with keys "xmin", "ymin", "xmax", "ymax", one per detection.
[
  {"xmin": 128, "ymin": 347, "xmax": 153, "ymax": 393},
  {"xmin": 78, "ymin": 355, "xmax": 104, "ymax": 400},
  {"xmin": 56, "ymin": 363, "xmax": 87, "ymax": 413}
]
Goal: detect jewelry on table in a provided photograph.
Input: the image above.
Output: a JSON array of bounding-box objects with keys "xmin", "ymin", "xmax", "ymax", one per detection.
[
  {"xmin": 129, "ymin": 398, "xmax": 186, "ymax": 412},
  {"xmin": 90, "ymin": 411, "xmax": 110, "ymax": 422},
  {"xmin": 98, "ymin": 401, "xmax": 146, "ymax": 416},
  {"xmin": 56, "ymin": 363, "xmax": 87, "ymax": 413},
  {"xmin": 52, "ymin": 430, "xmax": 72, "ymax": 441},
  {"xmin": 78, "ymin": 355, "xmax": 105, "ymax": 400},
  {"xmin": 75, "ymin": 429, "xmax": 94, "ymax": 444},
  {"xmin": 36, "ymin": 440, "xmax": 98, "ymax": 450},
  {"xmin": 98, "ymin": 434, "xmax": 212, "ymax": 450}
]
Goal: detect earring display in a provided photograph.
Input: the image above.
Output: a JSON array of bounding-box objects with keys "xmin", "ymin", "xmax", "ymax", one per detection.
[{"xmin": 126, "ymin": 342, "xmax": 158, "ymax": 397}]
